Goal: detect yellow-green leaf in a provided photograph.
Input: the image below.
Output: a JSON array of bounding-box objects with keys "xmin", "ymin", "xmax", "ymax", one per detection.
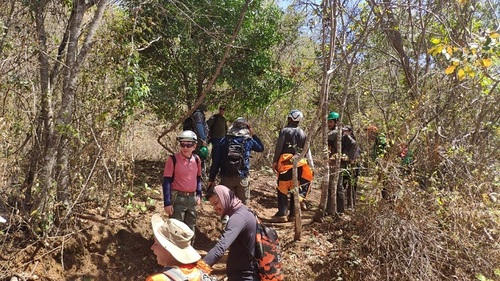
[
  {"xmin": 482, "ymin": 58, "xmax": 492, "ymax": 67},
  {"xmin": 490, "ymin": 32, "xmax": 499, "ymax": 39},
  {"xmin": 457, "ymin": 68, "xmax": 465, "ymax": 80},
  {"xmin": 445, "ymin": 65, "xmax": 456, "ymax": 74},
  {"xmin": 435, "ymin": 45, "xmax": 443, "ymax": 55},
  {"xmin": 430, "ymin": 38, "xmax": 441, "ymax": 44}
]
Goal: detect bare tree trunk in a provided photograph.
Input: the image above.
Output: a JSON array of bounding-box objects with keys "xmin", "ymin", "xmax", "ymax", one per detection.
[
  {"xmin": 56, "ymin": 0, "xmax": 107, "ymax": 203},
  {"xmin": 30, "ymin": 0, "xmax": 109, "ymax": 230},
  {"xmin": 292, "ymin": 158, "xmax": 301, "ymax": 240},
  {"xmin": 33, "ymin": 0, "xmax": 57, "ymax": 217},
  {"xmin": 315, "ymin": 0, "xmax": 338, "ymax": 221}
]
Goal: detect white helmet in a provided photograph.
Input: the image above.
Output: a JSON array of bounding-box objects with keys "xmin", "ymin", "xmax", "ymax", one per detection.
[
  {"xmin": 287, "ymin": 109, "xmax": 303, "ymax": 122},
  {"xmin": 177, "ymin": 130, "xmax": 197, "ymax": 142}
]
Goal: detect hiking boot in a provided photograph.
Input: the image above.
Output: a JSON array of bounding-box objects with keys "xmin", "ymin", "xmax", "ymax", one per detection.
[{"xmin": 271, "ymin": 215, "xmax": 288, "ymax": 223}]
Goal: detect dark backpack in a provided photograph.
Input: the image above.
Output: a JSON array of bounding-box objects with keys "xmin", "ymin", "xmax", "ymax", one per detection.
[
  {"xmin": 183, "ymin": 116, "xmax": 198, "ymax": 136},
  {"xmin": 221, "ymin": 136, "xmax": 246, "ymax": 177},
  {"xmin": 240, "ymin": 213, "xmax": 284, "ymax": 281}
]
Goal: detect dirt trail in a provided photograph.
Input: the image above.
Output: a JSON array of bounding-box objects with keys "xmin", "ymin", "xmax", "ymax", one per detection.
[{"xmin": 3, "ymin": 162, "xmax": 347, "ymax": 281}]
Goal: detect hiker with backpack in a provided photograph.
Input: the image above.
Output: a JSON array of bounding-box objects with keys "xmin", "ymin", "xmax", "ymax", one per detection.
[
  {"xmin": 327, "ymin": 112, "xmax": 358, "ymax": 213},
  {"xmin": 183, "ymin": 104, "xmax": 210, "ymax": 176},
  {"xmin": 146, "ymin": 214, "xmax": 217, "ymax": 281},
  {"xmin": 203, "ymin": 185, "xmax": 259, "ymax": 281},
  {"xmin": 162, "ymin": 130, "xmax": 203, "ymax": 240},
  {"xmin": 207, "ymin": 117, "xmax": 264, "ymax": 204},
  {"xmin": 271, "ymin": 109, "xmax": 314, "ymax": 223},
  {"xmin": 206, "ymin": 105, "xmax": 228, "ymax": 161}
]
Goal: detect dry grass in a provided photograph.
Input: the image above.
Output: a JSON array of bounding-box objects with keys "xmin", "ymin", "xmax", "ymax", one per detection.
[{"xmin": 353, "ymin": 178, "xmax": 499, "ymax": 281}]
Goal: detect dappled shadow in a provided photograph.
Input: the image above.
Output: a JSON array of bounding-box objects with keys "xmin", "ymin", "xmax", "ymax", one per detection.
[
  {"xmin": 251, "ymin": 187, "xmax": 276, "ymax": 209},
  {"xmin": 133, "ymin": 160, "xmax": 164, "ymax": 187}
]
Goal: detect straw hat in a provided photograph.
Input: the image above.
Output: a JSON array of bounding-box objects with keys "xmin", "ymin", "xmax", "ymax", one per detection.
[{"xmin": 151, "ymin": 214, "xmax": 201, "ymax": 264}]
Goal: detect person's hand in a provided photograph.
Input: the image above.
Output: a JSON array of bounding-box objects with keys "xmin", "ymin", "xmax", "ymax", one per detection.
[
  {"xmin": 208, "ymin": 181, "xmax": 215, "ymax": 189},
  {"xmin": 164, "ymin": 205, "xmax": 173, "ymax": 216},
  {"xmin": 247, "ymin": 123, "xmax": 255, "ymax": 135},
  {"xmin": 272, "ymin": 162, "xmax": 278, "ymax": 173},
  {"xmin": 196, "ymin": 196, "xmax": 201, "ymax": 205}
]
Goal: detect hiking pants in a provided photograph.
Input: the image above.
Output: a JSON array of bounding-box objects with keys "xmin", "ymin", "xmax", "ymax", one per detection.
[
  {"xmin": 220, "ymin": 175, "xmax": 250, "ymax": 204},
  {"xmin": 171, "ymin": 191, "xmax": 197, "ymax": 240}
]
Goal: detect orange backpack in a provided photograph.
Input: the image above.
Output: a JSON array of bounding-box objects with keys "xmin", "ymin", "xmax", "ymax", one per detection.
[{"xmin": 253, "ymin": 214, "xmax": 284, "ymax": 281}]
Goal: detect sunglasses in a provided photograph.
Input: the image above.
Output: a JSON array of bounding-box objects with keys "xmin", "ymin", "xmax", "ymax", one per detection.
[{"xmin": 179, "ymin": 142, "xmax": 195, "ymax": 148}]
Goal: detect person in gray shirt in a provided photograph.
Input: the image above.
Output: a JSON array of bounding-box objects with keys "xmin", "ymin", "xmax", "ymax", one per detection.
[{"xmin": 203, "ymin": 185, "xmax": 258, "ymax": 281}]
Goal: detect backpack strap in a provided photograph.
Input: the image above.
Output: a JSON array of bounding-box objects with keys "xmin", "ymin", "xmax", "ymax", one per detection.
[
  {"xmin": 170, "ymin": 154, "xmax": 200, "ymax": 182},
  {"xmin": 193, "ymin": 154, "xmax": 200, "ymax": 166},
  {"xmin": 163, "ymin": 267, "xmax": 189, "ymax": 281}
]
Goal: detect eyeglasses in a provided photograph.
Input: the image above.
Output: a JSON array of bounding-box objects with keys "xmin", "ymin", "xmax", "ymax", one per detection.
[{"xmin": 179, "ymin": 142, "xmax": 195, "ymax": 148}]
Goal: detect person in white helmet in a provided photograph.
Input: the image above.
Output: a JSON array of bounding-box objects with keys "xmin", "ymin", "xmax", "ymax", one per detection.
[
  {"xmin": 271, "ymin": 110, "xmax": 314, "ymax": 222},
  {"xmin": 162, "ymin": 130, "xmax": 202, "ymax": 242}
]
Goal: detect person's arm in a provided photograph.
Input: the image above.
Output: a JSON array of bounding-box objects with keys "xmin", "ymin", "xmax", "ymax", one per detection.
[
  {"xmin": 250, "ymin": 134, "xmax": 264, "ymax": 152},
  {"xmin": 348, "ymin": 135, "xmax": 357, "ymax": 161},
  {"xmin": 272, "ymin": 131, "xmax": 285, "ymax": 164},
  {"xmin": 162, "ymin": 157, "xmax": 175, "ymax": 215},
  {"xmin": 196, "ymin": 123, "xmax": 207, "ymax": 141},
  {"xmin": 193, "ymin": 111, "xmax": 207, "ymax": 141},
  {"xmin": 162, "ymin": 177, "xmax": 174, "ymax": 207},
  {"xmin": 162, "ymin": 158, "xmax": 175, "ymax": 206},
  {"xmin": 203, "ymin": 214, "xmax": 244, "ymax": 266}
]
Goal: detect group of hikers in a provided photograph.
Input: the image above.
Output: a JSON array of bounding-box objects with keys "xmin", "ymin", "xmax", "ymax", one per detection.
[{"xmin": 147, "ymin": 106, "xmax": 412, "ymax": 280}]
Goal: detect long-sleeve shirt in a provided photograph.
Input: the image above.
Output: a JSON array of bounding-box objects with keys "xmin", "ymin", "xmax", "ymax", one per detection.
[
  {"xmin": 272, "ymin": 124, "xmax": 314, "ymax": 169},
  {"xmin": 209, "ymin": 135, "xmax": 264, "ymax": 181},
  {"xmin": 328, "ymin": 129, "xmax": 358, "ymax": 168},
  {"xmin": 203, "ymin": 205, "xmax": 257, "ymax": 280}
]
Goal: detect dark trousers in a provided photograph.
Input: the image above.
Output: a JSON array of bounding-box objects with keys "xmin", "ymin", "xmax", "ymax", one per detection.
[{"xmin": 337, "ymin": 167, "xmax": 353, "ymax": 213}]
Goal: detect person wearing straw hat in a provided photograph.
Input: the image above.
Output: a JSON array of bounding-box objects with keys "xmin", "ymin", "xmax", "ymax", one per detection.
[{"xmin": 146, "ymin": 214, "xmax": 217, "ymax": 281}]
